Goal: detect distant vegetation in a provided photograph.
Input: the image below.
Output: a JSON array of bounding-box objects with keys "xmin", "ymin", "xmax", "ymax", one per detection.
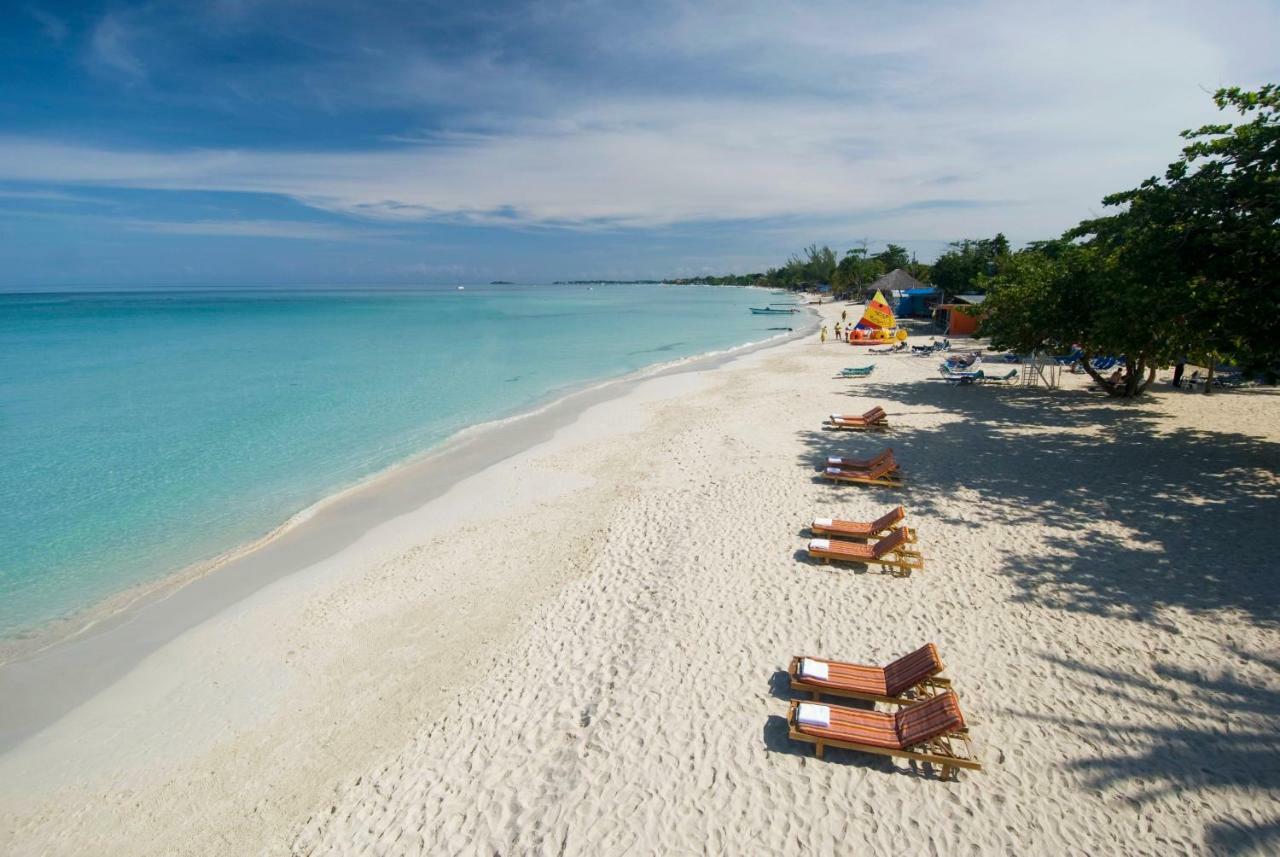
[
  {"xmin": 669, "ymin": 85, "xmax": 1279, "ymax": 399},
  {"xmin": 665, "ymin": 238, "xmax": 1006, "ymax": 301}
]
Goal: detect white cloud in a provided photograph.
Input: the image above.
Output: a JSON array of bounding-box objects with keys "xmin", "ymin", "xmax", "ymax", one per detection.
[{"xmin": 7, "ymin": 0, "xmax": 1278, "ymax": 245}]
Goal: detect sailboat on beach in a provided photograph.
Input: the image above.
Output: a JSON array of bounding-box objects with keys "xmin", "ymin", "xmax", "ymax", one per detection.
[{"xmin": 847, "ymin": 290, "xmax": 904, "ymax": 345}]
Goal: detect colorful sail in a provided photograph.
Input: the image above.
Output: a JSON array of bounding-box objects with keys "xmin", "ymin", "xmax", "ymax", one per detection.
[{"xmin": 855, "ymin": 290, "xmax": 897, "ymax": 330}]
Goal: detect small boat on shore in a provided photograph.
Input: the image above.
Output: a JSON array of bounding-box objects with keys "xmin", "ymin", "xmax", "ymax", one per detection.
[{"xmin": 751, "ymin": 306, "xmax": 799, "ymax": 314}]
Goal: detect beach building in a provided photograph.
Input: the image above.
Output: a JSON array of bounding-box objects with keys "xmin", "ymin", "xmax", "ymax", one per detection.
[
  {"xmin": 864, "ymin": 269, "xmax": 939, "ymax": 317},
  {"xmin": 934, "ymin": 293, "xmax": 987, "ymax": 336}
]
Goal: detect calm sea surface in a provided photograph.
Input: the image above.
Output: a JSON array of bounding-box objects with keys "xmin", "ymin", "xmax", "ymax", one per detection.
[{"xmin": 0, "ymin": 284, "xmax": 788, "ymax": 635}]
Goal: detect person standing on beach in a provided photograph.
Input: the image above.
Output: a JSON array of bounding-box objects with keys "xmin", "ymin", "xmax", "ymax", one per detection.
[
  {"xmin": 834, "ymin": 321, "xmax": 842, "ymax": 341},
  {"xmin": 820, "ymin": 325, "xmax": 828, "ymax": 343},
  {"xmin": 841, "ymin": 309, "xmax": 847, "ymax": 322}
]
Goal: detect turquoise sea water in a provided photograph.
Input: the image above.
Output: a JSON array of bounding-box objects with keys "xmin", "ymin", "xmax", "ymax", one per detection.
[{"xmin": 0, "ymin": 284, "xmax": 785, "ymax": 636}]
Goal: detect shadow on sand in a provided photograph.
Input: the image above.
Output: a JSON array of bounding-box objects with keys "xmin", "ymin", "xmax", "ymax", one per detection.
[
  {"xmin": 796, "ymin": 380, "xmax": 1280, "ymax": 851},
  {"xmin": 1014, "ymin": 650, "xmax": 1280, "ymax": 855},
  {"xmin": 797, "ymin": 381, "xmax": 1280, "ymax": 626}
]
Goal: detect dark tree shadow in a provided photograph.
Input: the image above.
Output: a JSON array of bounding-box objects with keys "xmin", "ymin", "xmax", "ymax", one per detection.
[
  {"xmin": 796, "ymin": 381, "xmax": 1280, "ymax": 625},
  {"xmin": 1010, "ymin": 651, "xmax": 1280, "ymax": 856}
]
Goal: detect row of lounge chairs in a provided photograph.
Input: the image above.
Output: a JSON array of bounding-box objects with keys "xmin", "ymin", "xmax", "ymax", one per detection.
[
  {"xmin": 807, "ymin": 505, "xmax": 921, "ymax": 574},
  {"xmin": 805, "ymin": 357, "xmax": 980, "ymax": 779},
  {"xmin": 822, "ymin": 448, "xmax": 902, "ymax": 487},
  {"xmin": 1071, "ymin": 355, "xmax": 1121, "ymax": 374},
  {"xmin": 911, "ymin": 338, "xmax": 951, "ymax": 355},
  {"xmin": 785, "ymin": 644, "xmax": 980, "ymax": 779}
]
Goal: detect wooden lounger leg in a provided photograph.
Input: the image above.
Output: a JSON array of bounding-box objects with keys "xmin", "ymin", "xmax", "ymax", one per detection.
[{"xmin": 815, "ymin": 741, "xmax": 825, "ymax": 759}]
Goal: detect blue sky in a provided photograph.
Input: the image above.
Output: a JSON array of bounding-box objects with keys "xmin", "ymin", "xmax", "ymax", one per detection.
[{"xmin": 1, "ymin": 0, "xmax": 1277, "ymax": 288}]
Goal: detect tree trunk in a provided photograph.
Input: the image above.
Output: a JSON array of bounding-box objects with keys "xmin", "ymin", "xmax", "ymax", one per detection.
[
  {"xmin": 1204, "ymin": 358, "xmax": 1215, "ymax": 395},
  {"xmin": 1135, "ymin": 362, "xmax": 1156, "ymax": 394},
  {"xmin": 1122, "ymin": 355, "xmax": 1147, "ymax": 398},
  {"xmin": 1079, "ymin": 352, "xmax": 1121, "ymax": 396}
]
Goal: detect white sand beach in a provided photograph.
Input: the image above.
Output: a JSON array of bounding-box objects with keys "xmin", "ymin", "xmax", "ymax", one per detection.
[{"xmin": 2, "ymin": 299, "xmax": 1278, "ymax": 856}]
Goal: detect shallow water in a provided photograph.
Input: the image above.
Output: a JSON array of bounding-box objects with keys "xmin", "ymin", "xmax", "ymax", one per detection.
[{"xmin": 0, "ymin": 284, "xmax": 776, "ymax": 635}]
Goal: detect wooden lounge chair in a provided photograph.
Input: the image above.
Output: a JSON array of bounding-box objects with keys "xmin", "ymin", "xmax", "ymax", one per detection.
[
  {"xmin": 822, "ymin": 458, "xmax": 902, "ymax": 488},
  {"xmin": 787, "ymin": 690, "xmax": 981, "ymax": 780},
  {"xmin": 807, "ymin": 527, "xmax": 921, "ymax": 574},
  {"xmin": 827, "ymin": 405, "xmax": 886, "ymax": 424},
  {"xmin": 788, "ymin": 644, "xmax": 950, "ymax": 705},
  {"xmin": 825, "ymin": 407, "xmax": 888, "ymax": 431},
  {"xmin": 829, "ymin": 406, "xmax": 880, "ymax": 419},
  {"xmin": 822, "ymin": 448, "xmax": 894, "ymax": 472},
  {"xmin": 810, "ymin": 506, "xmax": 916, "ymax": 542}
]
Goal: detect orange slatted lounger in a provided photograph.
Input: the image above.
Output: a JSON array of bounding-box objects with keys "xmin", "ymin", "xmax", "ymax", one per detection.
[
  {"xmin": 810, "ymin": 506, "xmax": 916, "ymax": 542},
  {"xmin": 825, "ymin": 406, "xmax": 888, "ymax": 431},
  {"xmin": 822, "ymin": 447, "xmax": 894, "ymax": 472},
  {"xmin": 807, "ymin": 527, "xmax": 922, "ymax": 574},
  {"xmin": 787, "ymin": 690, "xmax": 981, "ymax": 780},
  {"xmin": 787, "ymin": 643, "xmax": 949, "ymax": 705},
  {"xmin": 826, "ymin": 407, "xmax": 888, "ymax": 430},
  {"xmin": 822, "ymin": 456, "xmax": 902, "ymax": 488}
]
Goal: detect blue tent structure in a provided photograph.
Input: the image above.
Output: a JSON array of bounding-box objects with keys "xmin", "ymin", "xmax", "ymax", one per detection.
[
  {"xmin": 866, "ymin": 270, "xmax": 937, "ymax": 317},
  {"xmin": 894, "ymin": 287, "xmax": 941, "ymax": 317}
]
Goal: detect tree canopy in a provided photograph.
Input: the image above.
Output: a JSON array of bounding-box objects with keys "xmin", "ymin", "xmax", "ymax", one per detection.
[
  {"xmin": 930, "ymin": 234, "xmax": 1010, "ymax": 297},
  {"xmin": 830, "ymin": 248, "xmax": 885, "ymax": 298},
  {"xmin": 980, "ymin": 85, "xmax": 1279, "ymax": 396}
]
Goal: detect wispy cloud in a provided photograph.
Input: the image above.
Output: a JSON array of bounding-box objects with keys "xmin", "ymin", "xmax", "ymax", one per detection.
[
  {"xmin": 26, "ymin": 6, "xmax": 68, "ymax": 44},
  {"xmin": 88, "ymin": 12, "xmax": 146, "ymax": 83},
  {"xmin": 123, "ymin": 218, "xmax": 384, "ymax": 241},
  {"xmin": 0, "ymin": 187, "xmax": 110, "ymax": 205}
]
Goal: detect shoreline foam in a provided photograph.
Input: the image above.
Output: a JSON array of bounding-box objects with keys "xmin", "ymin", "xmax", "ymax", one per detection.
[
  {"xmin": 0, "ymin": 307, "xmax": 817, "ymax": 749},
  {"xmin": 0, "ymin": 283, "xmax": 785, "ymax": 645}
]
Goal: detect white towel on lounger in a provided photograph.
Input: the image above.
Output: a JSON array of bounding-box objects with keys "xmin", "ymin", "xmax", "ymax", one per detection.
[
  {"xmin": 809, "ymin": 539, "xmax": 831, "ymax": 552},
  {"xmin": 830, "ymin": 414, "xmax": 848, "ymax": 421},
  {"xmin": 812, "ymin": 517, "xmax": 833, "ymax": 528},
  {"xmin": 796, "ymin": 702, "xmax": 831, "ymax": 728},
  {"xmin": 800, "ymin": 658, "xmax": 830, "ymax": 680},
  {"xmin": 827, "ymin": 457, "xmax": 843, "ymax": 465},
  {"xmin": 824, "ymin": 467, "xmax": 842, "ymax": 476}
]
